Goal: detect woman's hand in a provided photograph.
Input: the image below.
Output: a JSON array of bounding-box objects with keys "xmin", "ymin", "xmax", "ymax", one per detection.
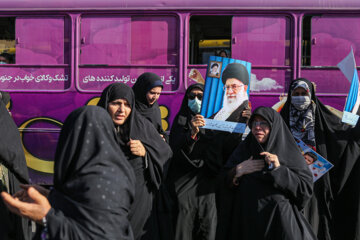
[
  {"xmin": 1, "ymin": 187, "xmax": 51, "ymax": 224},
  {"xmin": 128, "ymin": 139, "xmax": 146, "ymax": 157},
  {"xmin": 13, "ymin": 184, "xmax": 50, "ymax": 201},
  {"xmin": 233, "ymin": 157, "xmax": 265, "ymax": 184},
  {"xmin": 260, "ymin": 152, "xmax": 280, "ymax": 169},
  {"xmin": 190, "ymin": 114, "xmax": 205, "ymax": 138}
]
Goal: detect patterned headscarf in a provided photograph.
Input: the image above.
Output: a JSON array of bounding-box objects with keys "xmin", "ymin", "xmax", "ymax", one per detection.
[{"xmin": 289, "ymin": 80, "xmax": 316, "ymax": 147}]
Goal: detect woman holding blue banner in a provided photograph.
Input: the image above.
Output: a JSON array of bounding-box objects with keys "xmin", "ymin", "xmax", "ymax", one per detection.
[{"xmin": 280, "ymin": 78, "xmax": 360, "ymax": 240}]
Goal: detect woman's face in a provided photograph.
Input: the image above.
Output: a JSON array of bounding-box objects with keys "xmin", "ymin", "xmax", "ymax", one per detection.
[
  {"xmin": 146, "ymin": 86, "xmax": 162, "ymax": 105},
  {"xmin": 291, "ymin": 87, "xmax": 308, "ymax": 97},
  {"xmin": 251, "ymin": 115, "xmax": 271, "ymax": 144},
  {"xmin": 107, "ymin": 98, "xmax": 132, "ymax": 125}
]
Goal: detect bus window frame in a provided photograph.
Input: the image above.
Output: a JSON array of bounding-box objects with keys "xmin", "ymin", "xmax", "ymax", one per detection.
[
  {"xmin": 186, "ymin": 12, "xmax": 296, "ymax": 94},
  {"xmin": 0, "ymin": 13, "xmax": 74, "ymax": 93},
  {"xmin": 76, "ymin": 12, "xmax": 182, "ymax": 94}
]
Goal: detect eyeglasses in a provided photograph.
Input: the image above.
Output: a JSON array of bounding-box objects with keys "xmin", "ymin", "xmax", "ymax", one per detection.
[
  {"xmin": 251, "ymin": 121, "xmax": 270, "ymax": 129},
  {"xmin": 188, "ymin": 93, "xmax": 203, "ymax": 100},
  {"xmin": 223, "ymin": 84, "xmax": 244, "ymax": 91}
]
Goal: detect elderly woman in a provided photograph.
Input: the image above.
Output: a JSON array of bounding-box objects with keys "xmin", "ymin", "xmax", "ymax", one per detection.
[
  {"xmin": 97, "ymin": 83, "xmax": 172, "ymax": 240},
  {"xmin": 280, "ymin": 78, "xmax": 360, "ymax": 240},
  {"xmin": 217, "ymin": 107, "xmax": 316, "ymax": 240},
  {"xmin": 132, "ymin": 72, "xmax": 168, "ymax": 141},
  {"xmin": 2, "ymin": 106, "xmax": 136, "ymax": 239}
]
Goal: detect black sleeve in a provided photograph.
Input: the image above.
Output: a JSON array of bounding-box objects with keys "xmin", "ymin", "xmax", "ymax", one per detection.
[
  {"xmin": 269, "ymin": 165, "xmax": 314, "ymax": 209},
  {"xmin": 46, "ymin": 208, "xmax": 93, "ymax": 240}
]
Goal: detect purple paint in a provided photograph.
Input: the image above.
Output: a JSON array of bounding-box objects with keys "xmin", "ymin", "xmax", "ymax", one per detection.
[{"xmin": 0, "ymin": 3, "xmax": 359, "ymax": 183}]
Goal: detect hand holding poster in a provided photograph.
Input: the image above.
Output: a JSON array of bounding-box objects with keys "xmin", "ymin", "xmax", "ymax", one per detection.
[
  {"xmin": 199, "ymin": 56, "xmax": 251, "ymax": 133},
  {"xmin": 295, "ymin": 138, "xmax": 333, "ymax": 182},
  {"xmin": 338, "ymin": 48, "xmax": 360, "ymax": 125}
]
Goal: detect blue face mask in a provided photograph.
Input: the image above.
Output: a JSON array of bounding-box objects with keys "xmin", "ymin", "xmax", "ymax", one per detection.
[
  {"xmin": 0, "ymin": 61, "xmax": 7, "ymax": 64},
  {"xmin": 188, "ymin": 98, "xmax": 202, "ymax": 114}
]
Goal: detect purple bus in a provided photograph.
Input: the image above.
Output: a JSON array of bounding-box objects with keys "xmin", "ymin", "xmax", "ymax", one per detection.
[{"xmin": 1, "ymin": 0, "xmax": 360, "ymax": 184}]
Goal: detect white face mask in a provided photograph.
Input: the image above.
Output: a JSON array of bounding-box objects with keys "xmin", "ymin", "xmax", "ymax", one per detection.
[
  {"xmin": 291, "ymin": 96, "xmax": 311, "ymax": 110},
  {"xmin": 188, "ymin": 98, "xmax": 202, "ymax": 114}
]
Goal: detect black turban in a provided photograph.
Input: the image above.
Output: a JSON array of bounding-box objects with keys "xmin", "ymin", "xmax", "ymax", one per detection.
[{"xmin": 221, "ymin": 63, "xmax": 249, "ymax": 85}]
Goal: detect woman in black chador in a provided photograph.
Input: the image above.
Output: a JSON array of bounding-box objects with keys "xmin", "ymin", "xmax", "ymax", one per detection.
[
  {"xmin": 280, "ymin": 78, "xmax": 360, "ymax": 240},
  {"xmin": 217, "ymin": 107, "xmax": 316, "ymax": 240},
  {"xmin": 2, "ymin": 106, "xmax": 136, "ymax": 239},
  {"xmin": 98, "ymin": 83, "xmax": 172, "ymax": 240},
  {"xmin": 132, "ymin": 72, "xmax": 168, "ymax": 141},
  {"xmin": 0, "ymin": 98, "xmax": 31, "ymax": 240}
]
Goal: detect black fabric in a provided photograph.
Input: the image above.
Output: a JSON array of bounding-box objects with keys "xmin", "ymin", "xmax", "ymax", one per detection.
[
  {"xmin": 43, "ymin": 106, "xmax": 136, "ymax": 240},
  {"xmin": 0, "ymin": 91, "xmax": 10, "ymax": 105},
  {"xmin": 0, "ymin": 102, "xmax": 31, "ymax": 240},
  {"xmin": 98, "ymin": 83, "xmax": 172, "ymax": 240},
  {"xmin": 280, "ymin": 78, "xmax": 360, "ymax": 240},
  {"xmin": 0, "ymin": 101, "xmax": 29, "ymax": 184},
  {"xmin": 132, "ymin": 73, "xmax": 168, "ymax": 141},
  {"xmin": 167, "ymin": 84, "xmax": 248, "ymax": 240},
  {"xmin": 221, "ymin": 63, "xmax": 249, "ymax": 85},
  {"xmin": 217, "ymin": 107, "xmax": 315, "ymax": 240}
]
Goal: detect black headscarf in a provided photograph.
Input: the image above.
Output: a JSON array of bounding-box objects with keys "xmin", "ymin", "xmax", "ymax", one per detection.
[
  {"xmin": 97, "ymin": 82, "xmax": 172, "ymax": 190},
  {"xmin": 0, "ymin": 91, "xmax": 10, "ymax": 106},
  {"xmin": 218, "ymin": 106, "xmax": 315, "ymax": 240},
  {"xmin": 168, "ymin": 84, "xmax": 205, "ymax": 183},
  {"xmin": 0, "ymin": 101, "xmax": 28, "ymax": 184},
  {"xmin": 132, "ymin": 73, "xmax": 166, "ymax": 136},
  {"xmin": 170, "ymin": 83, "xmax": 205, "ymax": 143},
  {"xmin": 46, "ymin": 106, "xmax": 136, "ymax": 239},
  {"xmin": 98, "ymin": 83, "xmax": 172, "ymax": 240},
  {"xmin": 226, "ymin": 107, "xmax": 313, "ymax": 206},
  {"xmin": 0, "ymin": 101, "xmax": 31, "ymax": 240},
  {"xmin": 280, "ymin": 78, "xmax": 360, "ymax": 240}
]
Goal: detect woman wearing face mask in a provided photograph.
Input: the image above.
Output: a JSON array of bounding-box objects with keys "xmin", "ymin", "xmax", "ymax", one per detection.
[
  {"xmin": 167, "ymin": 83, "xmax": 219, "ymax": 240},
  {"xmin": 280, "ymin": 78, "xmax": 360, "ymax": 240},
  {"xmin": 216, "ymin": 107, "xmax": 316, "ymax": 240}
]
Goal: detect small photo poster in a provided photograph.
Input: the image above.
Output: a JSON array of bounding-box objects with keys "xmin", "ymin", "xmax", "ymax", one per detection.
[
  {"xmin": 208, "ymin": 61, "xmax": 222, "ymax": 78},
  {"xmin": 295, "ymin": 138, "xmax": 334, "ymax": 182}
]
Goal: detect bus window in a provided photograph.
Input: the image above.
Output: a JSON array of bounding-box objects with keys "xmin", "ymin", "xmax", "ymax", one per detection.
[
  {"xmin": 301, "ymin": 15, "xmax": 360, "ymax": 93},
  {"xmin": 232, "ymin": 16, "xmax": 291, "ymax": 66},
  {"xmin": 80, "ymin": 15, "xmax": 178, "ymax": 65},
  {"xmin": 79, "ymin": 15, "xmax": 179, "ymax": 92},
  {"xmin": 189, "ymin": 16, "xmax": 232, "ymax": 64},
  {"xmin": 231, "ymin": 16, "xmax": 291, "ymax": 93},
  {"xmin": 15, "ymin": 16, "xmax": 70, "ymax": 65},
  {"xmin": 0, "ymin": 16, "xmax": 71, "ymax": 91},
  {"xmin": 0, "ymin": 17, "xmax": 15, "ymax": 64}
]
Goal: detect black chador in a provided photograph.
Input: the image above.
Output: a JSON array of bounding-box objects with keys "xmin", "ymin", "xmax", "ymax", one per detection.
[
  {"xmin": 37, "ymin": 106, "xmax": 136, "ymax": 239},
  {"xmin": 167, "ymin": 82, "xmax": 249, "ymax": 240},
  {"xmin": 98, "ymin": 83, "xmax": 172, "ymax": 240},
  {"xmin": 132, "ymin": 72, "xmax": 168, "ymax": 142},
  {"xmin": 0, "ymin": 101, "xmax": 31, "ymax": 240},
  {"xmin": 217, "ymin": 107, "xmax": 316, "ymax": 240},
  {"xmin": 280, "ymin": 78, "xmax": 360, "ymax": 240}
]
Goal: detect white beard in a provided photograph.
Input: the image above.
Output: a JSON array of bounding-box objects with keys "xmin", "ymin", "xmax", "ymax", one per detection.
[{"xmin": 214, "ymin": 90, "xmax": 248, "ymax": 121}]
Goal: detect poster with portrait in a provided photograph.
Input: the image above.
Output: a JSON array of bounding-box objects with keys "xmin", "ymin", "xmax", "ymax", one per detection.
[
  {"xmin": 295, "ymin": 138, "xmax": 334, "ymax": 182},
  {"xmin": 199, "ymin": 56, "xmax": 251, "ymax": 133},
  {"xmin": 207, "ymin": 61, "xmax": 222, "ymax": 78}
]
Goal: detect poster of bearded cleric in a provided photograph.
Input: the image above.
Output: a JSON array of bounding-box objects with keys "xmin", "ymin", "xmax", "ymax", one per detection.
[{"xmin": 200, "ymin": 56, "xmax": 251, "ymax": 133}]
